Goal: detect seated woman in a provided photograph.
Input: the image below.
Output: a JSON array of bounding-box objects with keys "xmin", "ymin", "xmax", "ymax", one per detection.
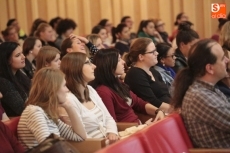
[
  {"xmin": 0, "ymin": 121, "xmax": 24, "ymax": 153},
  {"xmin": 137, "ymin": 19, "xmax": 164, "ymax": 45},
  {"xmin": 60, "ymin": 52, "xmax": 119, "ymax": 143},
  {"xmin": 87, "ymin": 34, "xmax": 105, "ymax": 50},
  {"xmin": 113, "ymin": 23, "xmax": 131, "ymax": 56},
  {"xmin": 91, "ymin": 25, "xmax": 108, "ymax": 48},
  {"xmin": 91, "ymin": 48, "xmax": 165, "ymax": 124},
  {"xmin": 152, "ymin": 18, "xmax": 171, "ymax": 44},
  {"xmin": 124, "ymin": 38, "xmax": 171, "ymax": 112},
  {"xmin": 0, "ymin": 42, "xmax": 31, "ymax": 117},
  {"xmin": 154, "ymin": 43, "xmax": 176, "ymax": 89},
  {"xmin": 34, "ymin": 23, "xmax": 59, "ymax": 49},
  {"xmin": 36, "ymin": 46, "xmax": 61, "ymax": 71},
  {"xmin": 17, "ymin": 68, "xmax": 86, "ymax": 150},
  {"xmin": 60, "ymin": 34, "xmax": 98, "ymax": 60},
  {"xmin": 22, "ymin": 37, "xmax": 42, "ymax": 79}
]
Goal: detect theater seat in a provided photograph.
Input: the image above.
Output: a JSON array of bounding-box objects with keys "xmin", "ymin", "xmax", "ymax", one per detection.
[
  {"xmin": 3, "ymin": 116, "xmax": 20, "ymax": 138},
  {"xmin": 141, "ymin": 113, "xmax": 193, "ymax": 153},
  {"xmin": 95, "ymin": 132, "xmax": 150, "ymax": 153}
]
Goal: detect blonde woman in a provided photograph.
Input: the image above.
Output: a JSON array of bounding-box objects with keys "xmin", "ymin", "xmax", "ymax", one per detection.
[
  {"xmin": 87, "ymin": 34, "xmax": 105, "ymax": 50},
  {"xmin": 36, "ymin": 46, "xmax": 61, "ymax": 71},
  {"xmin": 17, "ymin": 68, "xmax": 86, "ymax": 150}
]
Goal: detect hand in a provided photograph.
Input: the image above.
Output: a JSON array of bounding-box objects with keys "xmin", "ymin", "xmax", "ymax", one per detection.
[
  {"xmin": 153, "ymin": 110, "xmax": 165, "ymax": 122},
  {"xmin": 145, "ymin": 118, "xmax": 153, "ymax": 126},
  {"xmin": 0, "ymin": 92, "xmax": 2, "ymax": 99},
  {"xmin": 69, "ymin": 34, "xmax": 89, "ymax": 44},
  {"xmin": 153, "ymin": 31, "xmax": 160, "ymax": 37},
  {"xmin": 106, "ymin": 133, "xmax": 119, "ymax": 144}
]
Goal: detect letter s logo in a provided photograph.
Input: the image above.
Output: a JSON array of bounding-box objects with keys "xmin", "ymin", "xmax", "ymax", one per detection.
[{"xmin": 211, "ymin": 3, "xmax": 220, "ymax": 12}]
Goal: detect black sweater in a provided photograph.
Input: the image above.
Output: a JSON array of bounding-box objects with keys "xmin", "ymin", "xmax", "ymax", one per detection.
[{"xmin": 124, "ymin": 67, "xmax": 171, "ymax": 107}]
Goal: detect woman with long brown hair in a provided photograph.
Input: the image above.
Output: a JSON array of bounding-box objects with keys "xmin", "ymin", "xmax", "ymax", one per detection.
[{"xmin": 60, "ymin": 52, "xmax": 119, "ymax": 144}]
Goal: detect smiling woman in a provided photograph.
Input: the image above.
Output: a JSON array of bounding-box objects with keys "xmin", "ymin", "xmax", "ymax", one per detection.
[{"xmin": 0, "ymin": 42, "xmax": 31, "ymax": 117}]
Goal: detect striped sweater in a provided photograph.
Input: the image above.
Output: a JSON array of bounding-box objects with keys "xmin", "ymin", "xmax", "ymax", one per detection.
[{"xmin": 17, "ymin": 105, "xmax": 83, "ymax": 150}]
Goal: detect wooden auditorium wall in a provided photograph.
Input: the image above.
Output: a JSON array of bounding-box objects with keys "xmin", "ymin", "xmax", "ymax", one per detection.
[{"xmin": 0, "ymin": 0, "xmax": 229, "ymax": 39}]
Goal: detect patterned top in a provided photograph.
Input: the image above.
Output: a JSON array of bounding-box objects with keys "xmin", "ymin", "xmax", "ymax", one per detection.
[
  {"xmin": 181, "ymin": 80, "xmax": 230, "ymax": 148},
  {"xmin": 17, "ymin": 105, "xmax": 83, "ymax": 150}
]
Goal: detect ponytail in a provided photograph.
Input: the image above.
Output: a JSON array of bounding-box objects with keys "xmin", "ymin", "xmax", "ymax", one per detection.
[{"xmin": 171, "ymin": 68, "xmax": 194, "ymax": 110}]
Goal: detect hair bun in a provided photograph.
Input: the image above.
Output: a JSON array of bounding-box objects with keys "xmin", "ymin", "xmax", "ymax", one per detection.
[{"xmin": 178, "ymin": 21, "xmax": 193, "ymax": 31}]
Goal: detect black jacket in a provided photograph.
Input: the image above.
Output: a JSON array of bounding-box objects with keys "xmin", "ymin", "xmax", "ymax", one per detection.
[{"xmin": 172, "ymin": 48, "xmax": 187, "ymax": 73}]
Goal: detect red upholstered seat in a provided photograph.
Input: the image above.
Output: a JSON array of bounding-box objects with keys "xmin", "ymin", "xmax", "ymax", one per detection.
[
  {"xmin": 96, "ymin": 113, "xmax": 193, "ymax": 153},
  {"xmin": 141, "ymin": 113, "xmax": 193, "ymax": 153},
  {"xmin": 3, "ymin": 117, "xmax": 20, "ymax": 138},
  {"xmin": 95, "ymin": 132, "xmax": 150, "ymax": 153}
]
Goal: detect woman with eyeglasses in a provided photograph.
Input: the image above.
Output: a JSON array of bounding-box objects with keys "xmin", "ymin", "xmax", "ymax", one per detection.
[
  {"xmin": 60, "ymin": 52, "xmax": 119, "ymax": 144},
  {"xmin": 124, "ymin": 38, "xmax": 171, "ymax": 113},
  {"xmin": 154, "ymin": 43, "xmax": 176, "ymax": 89}
]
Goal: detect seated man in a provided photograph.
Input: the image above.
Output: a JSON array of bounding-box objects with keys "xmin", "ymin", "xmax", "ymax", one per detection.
[{"xmin": 171, "ymin": 39, "xmax": 230, "ymax": 148}]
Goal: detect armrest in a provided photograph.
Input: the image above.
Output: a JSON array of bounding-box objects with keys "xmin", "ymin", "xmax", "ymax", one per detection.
[
  {"xmin": 68, "ymin": 138, "xmax": 106, "ymax": 153},
  {"xmin": 116, "ymin": 122, "xmax": 138, "ymax": 131},
  {"xmin": 135, "ymin": 112, "xmax": 155, "ymax": 124},
  {"xmin": 189, "ymin": 149, "xmax": 230, "ymax": 153}
]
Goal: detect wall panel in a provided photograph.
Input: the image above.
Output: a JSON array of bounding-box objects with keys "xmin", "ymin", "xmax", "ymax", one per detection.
[{"xmin": 0, "ymin": 0, "xmax": 229, "ymax": 39}]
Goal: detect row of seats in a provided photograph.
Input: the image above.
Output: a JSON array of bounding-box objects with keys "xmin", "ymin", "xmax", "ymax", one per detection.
[
  {"xmin": 4, "ymin": 114, "xmax": 230, "ymax": 153},
  {"xmin": 96, "ymin": 113, "xmax": 230, "ymax": 153}
]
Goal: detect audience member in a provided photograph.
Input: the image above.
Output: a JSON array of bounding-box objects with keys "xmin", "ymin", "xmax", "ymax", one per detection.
[
  {"xmin": 91, "ymin": 25, "xmax": 108, "ymax": 48},
  {"xmin": 60, "ymin": 52, "xmax": 119, "ymax": 143},
  {"xmin": 7, "ymin": 18, "xmax": 27, "ymax": 40},
  {"xmin": 152, "ymin": 18, "xmax": 171, "ymax": 44},
  {"xmin": 211, "ymin": 18, "xmax": 229, "ymax": 42},
  {"xmin": 29, "ymin": 18, "xmax": 47, "ymax": 37},
  {"xmin": 36, "ymin": 46, "xmax": 61, "ymax": 71},
  {"xmin": 98, "ymin": 19, "xmax": 113, "ymax": 47},
  {"xmin": 154, "ymin": 43, "xmax": 176, "ymax": 89},
  {"xmin": 171, "ymin": 39, "xmax": 230, "ymax": 148},
  {"xmin": 17, "ymin": 68, "xmax": 86, "ymax": 150},
  {"xmin": 55, "ymin": 18, "xmax": 77, "ymax": 49},
  {"xmin": 124, "ymin": 38, "xmax": 171, "ymax": 112},
  {"xmin": 34, "ymin": 23, "xmax": 58, "ymax": 49},
  {"xmin": 91, "ymin": 48, "xmax": 165, "ymax": 124},
  {"xmin": 1, "ymin": 26, "xmax": 22, "ymax": 45},
  {"xmin": 137, "ymin": 19, "xmax": 163, "ymax": 45},
  {"xmin": 170, "ymin": 12, "xmax": 188, "ymax": 41},
  {"xmin": 0, "ymin": 42, "xmax": 31, "ymax": 117},
  {"xmin": 120, "ymin": 16, "xmax": 137, "ymax": 39},
  {"xmin": 173, "ymin": 22, "xmax": 199, "ymax": 73},
  {"xmin": 22, "ymin": 37, "xmax": 42, "ymax": 79},
  {"xmin": 87, "ymin": 34, "xmax": 105, "ymax": 50},
  {"xmin": 113, "ymin": 23, "xmax": 131, "ymax": 56}
]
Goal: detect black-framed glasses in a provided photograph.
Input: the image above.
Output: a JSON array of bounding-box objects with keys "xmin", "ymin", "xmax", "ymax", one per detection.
[
  {"xmin": 144, "ymin": 50, "xmax": 157, "ymax": 54},
  {"xmin": 165, "ymin": 54, "xmax": 176, "ymax": 58}
]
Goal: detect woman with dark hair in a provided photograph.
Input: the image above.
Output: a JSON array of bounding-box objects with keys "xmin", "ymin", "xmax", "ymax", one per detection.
[
  {"xmin": 29, "ymin": 18, "xmax": 47, "ymax": 37},
  {"xmin": 154, "ymin": 43, "xmax": 176, "ymax": 89},
  {"xmin": 173, "ymin": 22, "xmax": 199, "ymax": 73},
  {"xmin": 137, "ymin": 19, "xmax": 163, "ymax": 45},
  {"xmin": 98, "ymin": 19, "xmax": 113, "ymax": 47},
  {"xmin": 91, "ymin": 48, "xmax": 165, "ymax": 124},
  {"xmin": 55, "ymin": 18, "xmax": 77, "ymax": 49},
  {"xmin": 91, "ymin": 25, "xmax": 107, "ymax": 47},
  {"xmin": 60, "ymin": 52, "xmax": 119, "ymax": 144},
  {"xmin": 124, "ymin": 38, "xmax": 171, "ymax": 112},
  {"xmin": 61, "ymin": 34, "xmax": 98, "ymax": 61},
  {"xmin": 0, "ymin": 42, "xmax": 31, "ymax": 117},
  {"xmin": 170, "ymin": 12, "xmax": 188, "ymax": 41},
  {"xmin": 22, "ymin": 37, "xmax": 42, "ymax": 79},
  {"xmin": 113, "ymin": 23, "xmax": 131, "ymax": 56}
]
